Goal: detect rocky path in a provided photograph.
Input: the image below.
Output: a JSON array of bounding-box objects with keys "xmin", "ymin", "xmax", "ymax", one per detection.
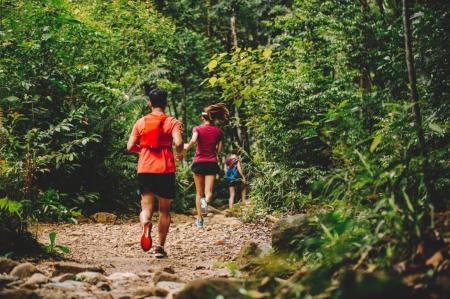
[{"xmin": 0, "ymin": 210, "xmax": 272, "ymax": 299}]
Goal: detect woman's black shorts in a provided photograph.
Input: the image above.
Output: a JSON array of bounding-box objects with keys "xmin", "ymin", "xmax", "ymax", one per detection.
[
  {"xmin": 191, "ymin": 162, "xmax": 221, "ymax": 175},
  {"xmin": 138, "ymin": 173, "xmax": 175, "ymax": 199}
]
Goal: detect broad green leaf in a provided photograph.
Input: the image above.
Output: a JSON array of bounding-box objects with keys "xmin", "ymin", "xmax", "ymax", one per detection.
[
  {"xmin": 0, "ymin": 198, "xmax": 22, "ymax": 216},
  {"xmin": 429, "ymin": 123, "xmax": 445, "ymax": 134},
  {"xmin": 207, "ymin": 59, "xmax": 218, "ymax": 71},
  {"xmin": 370, "ymin": 134, "xmax": 382, "ymax": 152},
  {"xmin": 57, "ymin": 245, "xmax": 70, "ymax": 254},
  {"xmin": 49, "ymin": 232, "xmax": 57, "ymax": 247},
  {"xmin": 298, "ymin": 120, "xmax": 318, "ymax": 126},
  {"xmin": 355, "ymin": 150, "xmax": 373, "ymax": 177},
  {"xmin": 234, "ymin": 98, "xmax": 243, "ymax": 108},
  {"xmin": 402, "ymin": 188, "xmax": 414, "ymax": 213},
  {"xmin": 208, "ymin": 77, "xmax": 218, "ymax": 86},
  {"xmin": 262, "ymin": 48, "xmax": 272, "ymax": 59}
]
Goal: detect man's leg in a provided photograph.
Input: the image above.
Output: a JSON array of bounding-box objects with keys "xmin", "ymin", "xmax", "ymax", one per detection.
[
  {"xmin": 140, "ymin": 192, "xmax": 155, "ymax": 251},
  {"xmin": 140, "ymin": 192, "xmax": 155, "ymax": 225},
  {"xmin": 158, "ymin": 197, "xmax": 172, "ymax": 246},
  {"xmin": 193, "ymin": 174, "xmax": 205, "ymax": 219},
  {"xmin": 204, "ymin": 174, "xmax": 216, "ymax": 204}
]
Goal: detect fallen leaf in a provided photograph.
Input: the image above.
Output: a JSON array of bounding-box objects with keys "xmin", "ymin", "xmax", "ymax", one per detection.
[{"xmin": 426, "ymin": 251, "xmax": 443, "ymax": 268}]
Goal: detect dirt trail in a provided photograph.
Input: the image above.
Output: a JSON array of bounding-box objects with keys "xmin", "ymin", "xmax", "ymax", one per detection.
[{"xmin": 27, "ymin": 210, "xmax": 271, "ymax": 298}]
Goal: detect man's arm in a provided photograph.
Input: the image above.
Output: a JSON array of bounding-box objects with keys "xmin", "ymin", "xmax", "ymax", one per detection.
[
  {"xmin": 172, "ymin": 128, "xmax": 184, "ymax": 161},
  {"xmin": 127, "ymin": 134, "xmax": 140, "ymax": 153}
]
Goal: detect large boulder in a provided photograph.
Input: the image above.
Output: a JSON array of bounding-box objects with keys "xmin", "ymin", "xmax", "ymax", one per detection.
[
  {"xmin": 332, "ymin": 270, "xmax": 412, "ymax": 299},
  {"xmin": 175, "ymin": 278, "xmax": 246, "ymax": 299},
  {"xmin": 271, "ymin": 214, "xmax": 313, "ymax": 252},
  {"xmin": 236, "ymin": 241, "xmax": 262, "ymax": 271}
]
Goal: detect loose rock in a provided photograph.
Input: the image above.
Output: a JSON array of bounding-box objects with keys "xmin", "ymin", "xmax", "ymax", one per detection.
[
  {"xmin": 0, "ymin": 258, "xmax": 19, "ymax": 273},
  {"xmin": 132, "ymin": 287, "xmax": 169, "ymax": 298},
  {"xmin": 43, "ymin": 280, "xmax": 89, "ymax": 291},
  {"xmin": 52, "ymin": 261, "xmax": 103, "ymax": 275},
  {"xmin": 75, "ymin": 271, "xmax": 106, "ymax": 284},
  {"xmin": 0, "ymin": 289, "xmax": 38, "ymax": 299},
  {"xmin": 0, "ymin": 274, "xmax": 18, "ymax": 288},
  {"xmin": 50, "ymin": 273, "xmax": 76, "ymax": 283},
  {"xmin": 10, "ymin": 263, "xmax": 39, "ymax": 279},
  {"xmin": 90, "ymin": 212, "xmax": 117, "ymax": 224},
  {"xmin": 153, "ymin": 271, "xmax": 183, "ymax": 283},
  {"xmin": 107, "ymin": 272, "xmax": 139, "ymax": 281},
  {"xmin": 21, "ymin": 273, "xmax": 49, "ymax": 288},
  {"xmin": 156, "ymin": 281, "xmax": 186, "ymax": 293}
]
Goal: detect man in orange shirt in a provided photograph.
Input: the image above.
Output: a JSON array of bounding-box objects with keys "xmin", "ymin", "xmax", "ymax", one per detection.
[{"xmin": 127, "ymin": 88, "xmax": 183, "ymax": 258}]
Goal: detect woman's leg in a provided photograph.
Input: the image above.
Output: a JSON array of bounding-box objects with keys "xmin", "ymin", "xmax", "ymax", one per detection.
[
  {"xmin": 158, "ymin": 197, "xmax": 172, "ymax": 246},
  {"xmin": 240, "ymin": 182, "xmax": 247, "ymax": 203},
  {"xmin": 204, "ymin": 175, "xmax": 216, "ymax": 204},
  {"xmin": 205, "ymin": 174, "xmax": 216, "ymax": 204},
  {"xmin": 228, "ymin": 186, "xmax": 236, "ymax": 209},
  {"xmin": 193, "ymin": 173, "xmax": 205, "ymax": 219},
  {"xmin": 140, "ymin": 192, "xmax": 155, "ymax": 225}
]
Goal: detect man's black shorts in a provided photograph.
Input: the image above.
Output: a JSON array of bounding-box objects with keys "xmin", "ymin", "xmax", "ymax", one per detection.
[
  {"xmin": 138, "ymin": 173, "xmax": 175, "ymax": 199},
  {"xmin": 191, "ymin": 162, "xmax": 221, "ymax": 175}
]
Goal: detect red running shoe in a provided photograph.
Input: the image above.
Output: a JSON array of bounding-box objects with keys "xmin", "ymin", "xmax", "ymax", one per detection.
[{"xmin": 141, "ymin": 222, "xmax": 152, "ymax": 252}]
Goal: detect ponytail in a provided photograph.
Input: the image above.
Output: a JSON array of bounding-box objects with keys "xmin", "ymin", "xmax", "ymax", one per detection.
[{"xmin": 204, "ymin": 102, "xmax": 230, "ymax": 122}]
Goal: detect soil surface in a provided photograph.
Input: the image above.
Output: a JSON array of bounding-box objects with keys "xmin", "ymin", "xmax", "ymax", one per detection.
[
  {"xmin": 35, "ymin": 212, "xmax": 271, "ymax": 279},
  {"xmin": 0, "ymin": 210, "xmax": 272, "ymax": 298}
]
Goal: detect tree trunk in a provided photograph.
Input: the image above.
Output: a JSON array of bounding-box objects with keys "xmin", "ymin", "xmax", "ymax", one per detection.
[
  {"xmin": 359, "ymin": 0, "xmax": 373, "ymax": 131},
  {"xmin": 170, "ymin": 96, "xmax": 179, "ymax": 120},
  {"xmin": 181, "ymin": 80, "xmax": 188, "ymax": 142},
  {"xmin": 402, "ymin": 0, "xmax": 437, "ymax": 206},
  {"xmin": 229, "ymin": 7, "xmax": 250, "ymax": 154},
  {"xmin": 206, "ymin": 0, "xmax": 212, "ymax": 38},
  {"xmin": 230, "ymin": 14, "xmax": 238, "ymax": 50}
]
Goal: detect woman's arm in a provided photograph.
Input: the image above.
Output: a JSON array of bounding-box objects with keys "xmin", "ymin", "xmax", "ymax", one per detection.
[
  {"xmin": 184, "ymin": 131, "xmax": 198, "ymax": 151},
  {"xmin": 223, "ymin": 158, "xmax": 228, "ymax": 173},
  {"xmin": 216, "ymin": 140, "xmax": 223, "ymax": 156},
  {"xmin": 237, "ymin": 161, "xmax": 246, "ymax": 182}
]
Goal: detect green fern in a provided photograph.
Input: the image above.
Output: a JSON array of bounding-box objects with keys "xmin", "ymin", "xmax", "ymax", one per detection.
[{"xmin": 0, "ymin": 198, "xmax": 23, "ymax": 217}]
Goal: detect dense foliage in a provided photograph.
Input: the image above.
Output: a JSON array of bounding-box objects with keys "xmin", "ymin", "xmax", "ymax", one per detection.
[{"xmin": 1, "ymin": 0, "xmax": 448, "ymax": 297}]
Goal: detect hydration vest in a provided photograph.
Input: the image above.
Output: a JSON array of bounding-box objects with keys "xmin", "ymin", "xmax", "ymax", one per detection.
[{"xmin": 140, "ymin": 113, "xmax": 169, "ymax": 149}]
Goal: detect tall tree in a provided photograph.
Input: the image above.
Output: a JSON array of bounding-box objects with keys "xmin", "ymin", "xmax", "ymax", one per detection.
[{"xmin": 401, "ymin": 0, "xmax": 436, "ymax": 206}]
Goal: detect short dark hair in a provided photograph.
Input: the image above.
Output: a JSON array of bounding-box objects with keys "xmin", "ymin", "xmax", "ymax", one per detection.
[{"xmin": 148, "ymin": 89, "xmax": 167, "ymax": 108}]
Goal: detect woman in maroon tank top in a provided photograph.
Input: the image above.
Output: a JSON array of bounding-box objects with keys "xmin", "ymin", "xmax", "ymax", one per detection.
[{"xmin": 184, "ymin": 103, "xmax": 229, "ymax": 228}]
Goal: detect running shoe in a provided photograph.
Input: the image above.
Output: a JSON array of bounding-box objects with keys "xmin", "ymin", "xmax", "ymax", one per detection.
[
  {"xmin": 201, "ymin": 197, "xmax": 208, "ymax": 215},
  {"xmin": 195, "ymin": 218, "xmax": 204, "ymax": 228},
  {"xmin": 140, "ymin": 222, "xmax": 152, "ymax": 252},
  {"xmin": 153, "ymin": 245, "xmax": 167, "ymax": 259}
]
